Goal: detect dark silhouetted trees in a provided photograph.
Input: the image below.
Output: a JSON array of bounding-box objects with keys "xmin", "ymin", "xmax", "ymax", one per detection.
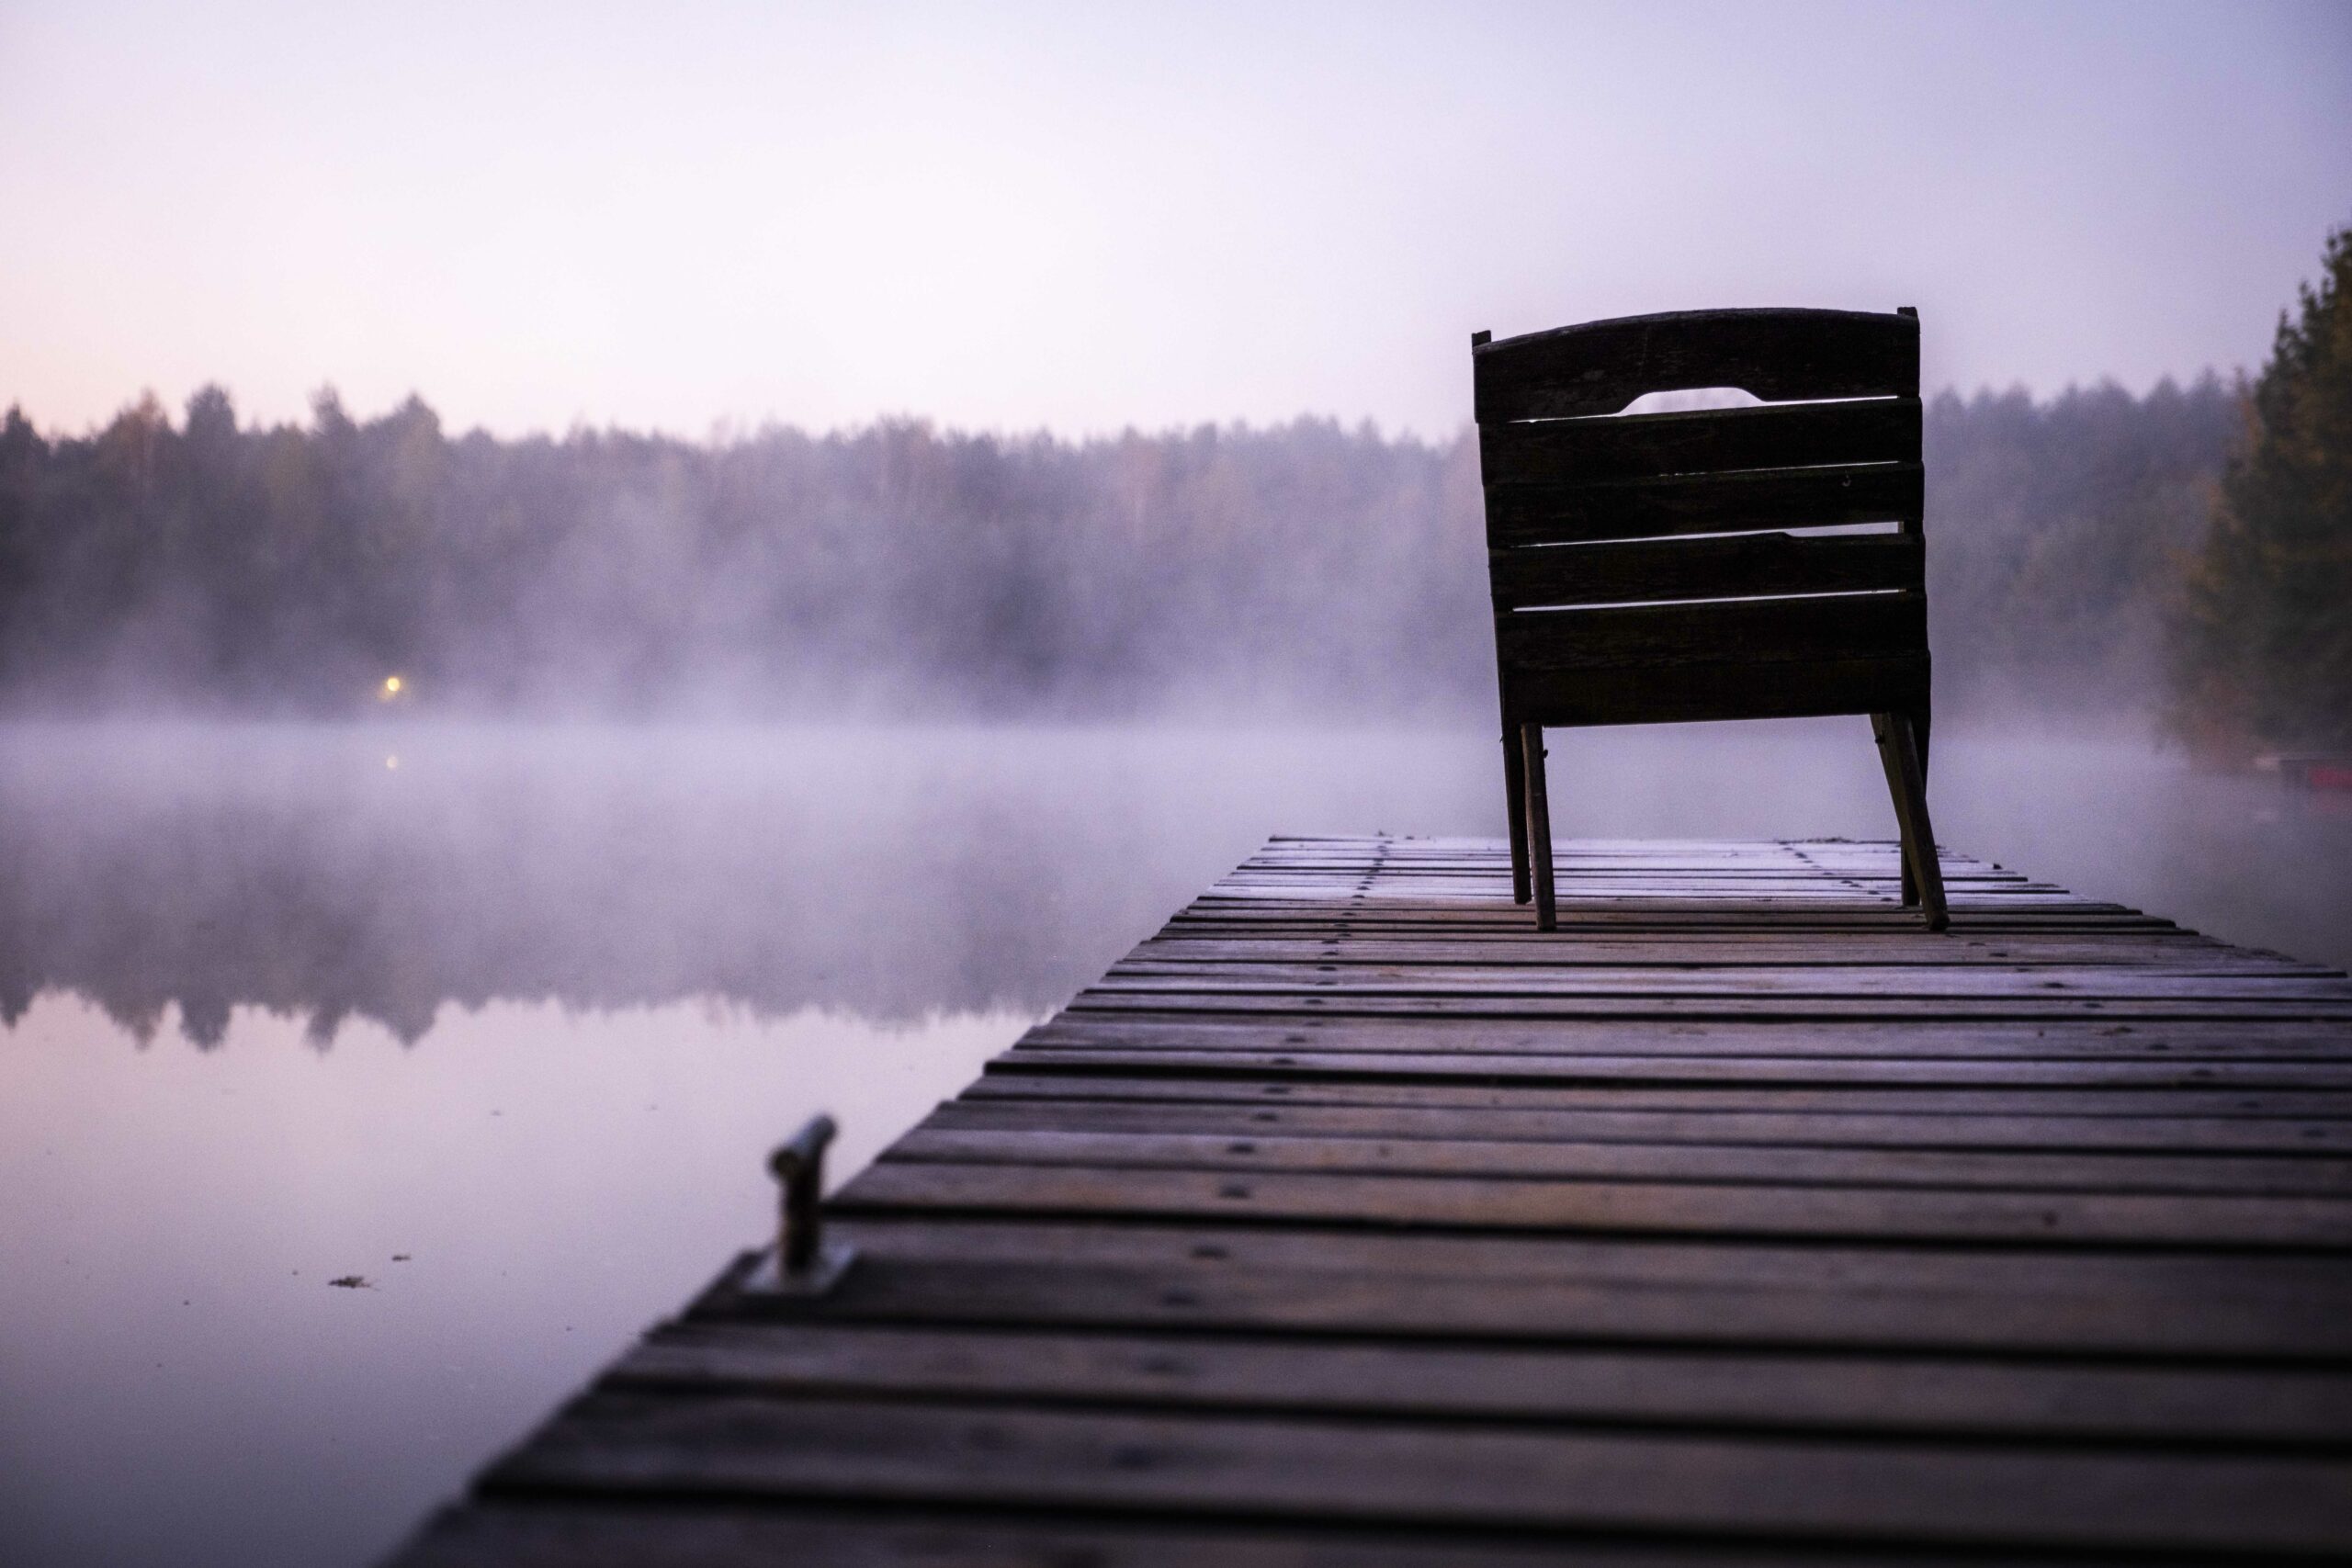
[
  {"xmin": 0, "ymin": 401, "xmax": 1493, "ymax": 717},
  {"xmin": 1926, "ymin": 375, "xmax": 2238, "ymax": 716},
  {"xmin": 2170, "ymin": 226, "xmax": 2352, "ymax": 758}
]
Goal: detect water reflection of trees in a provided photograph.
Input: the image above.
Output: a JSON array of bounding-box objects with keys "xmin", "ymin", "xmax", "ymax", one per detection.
[{"xmin": 0, "ymin": 730, "xmax": 1231, "ymax": 1048}]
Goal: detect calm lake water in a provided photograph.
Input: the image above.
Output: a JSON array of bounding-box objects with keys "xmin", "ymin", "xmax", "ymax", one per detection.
[{"xmin": 3, "ymin": 719, "xmax": 2346, "ymax": 1568}]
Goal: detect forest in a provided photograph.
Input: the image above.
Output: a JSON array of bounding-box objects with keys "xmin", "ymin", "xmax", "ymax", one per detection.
[{"xmin": 0, "ymin": 375, "xmax": 2256, "ymax": 731}]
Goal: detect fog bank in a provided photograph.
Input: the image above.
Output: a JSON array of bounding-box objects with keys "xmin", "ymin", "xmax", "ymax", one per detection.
[{"xmin": 0, "ymin": 378, "xmax": 2237, "ymax": 726}]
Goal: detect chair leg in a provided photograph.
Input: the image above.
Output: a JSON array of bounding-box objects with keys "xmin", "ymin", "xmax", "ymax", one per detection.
[
  {"xmin": 1871, "ymin": 712, "xmax": 1949, "ymax": 932},
  {"xmin": 1896, "ymin": 709, "xmax": 1932, "ymax": 907},
  {"xmin": 1520, "ymin": 722, "xmax": 1556, "ymax": 932},
  {"xmin": 1868, "ymin": 713, "xmax": 1918, "ymax": 908},
  {"xmin": 1502, "ymin": 728, "xmax": 1531, "ymax": 905}
]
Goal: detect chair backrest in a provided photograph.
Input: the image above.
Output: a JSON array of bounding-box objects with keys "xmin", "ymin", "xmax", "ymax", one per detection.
[{"xmin": 1473, "ymin": 307, "xmax": 1929, "ymax": 729}]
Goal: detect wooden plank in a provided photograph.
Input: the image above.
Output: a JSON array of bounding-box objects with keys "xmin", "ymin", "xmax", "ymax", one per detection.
[
  {"xmin": 820, "ymin": 1216, "xmax": 2352, "ymax": 1325},
  {"xmin": 1087, "ymin": 963, "xmax": 2352, "ymax": 999},
  {"xmin": 1503, "ymin": 655, "xmax": 1931, "ymax": 729},
  {"xmin": 1120, "ymin": 936, "xmax": 2284, "ymax": 966},
  {"xmin": 1496, "ymin": 593, "xmax": 1928, "ymax": 672},
  {"xmin": 1202, "ymin": 887, "xmax": 2065, "ymax": 904},
  {"xmin": 1473, "ymin": 308, "xmax": 1918, "ymax": 422},
  {"xmin": 1484, "ymin": 463, "xmax": 1924, "ymax": 547},
  {"xmin": 1204, "ymin": 886, "xmax": 2125, "ymax": 910},
  {"xmin": 928, "ymin": 1094, "xmax": 2352, "ymax": 1153},
  {"xmin": 1479, "ymin": 396, "xmax": 1920, "ymax": 486},
  {"xmin": 1057, "ymin": 992, "xmax": 2352, "ymax": 1021},
  {"xmin": 479, "ymin": 1390, "xmax": 2352, "ymax": 1554},
  {"xmin": 965, "ymin": 1070, "xmax": 2352, "ymax": 1119},
  {"xmin": 782, "ymin": 1233, "xmax": 2352, "ymax": 1359},
  {"xmin": 835, "ymin": 1160, "xmax": 2352, "ymax": 1248},
  {"xmin": 1003, "ymin": 1047, "xmax": 2352, "ymax": 1091},
  {"xmin": 885, "ymin": 1127, "xmax": 2352, "ymax": 1197},
  {"xmin": 397, "ymin": 1501, "xmax": 1950, "ymax": 1568},
  {"xmin": 1027, "ymin": 1014, "xmax": 2352, "ymax": 1061},
  {"xmin": 619, "ymin": 1320, "xmax": 2352, "ymax": 1442},
  {"xmin": 1181, "ymin": 882, "xmax": 2168, "ymax": 901},
  {"xmin": 1488, "ymin": 531, "xmax": 1924, "ymax": 611},
  {"xmin": 1163, "ymin": 919, "xmax": 2172, "ymax": 939}
]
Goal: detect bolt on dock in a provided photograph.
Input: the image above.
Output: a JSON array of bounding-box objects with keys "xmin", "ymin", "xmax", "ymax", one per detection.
[{"xmin": 391, "ymin": 836, "xmax": 2352, "ymax": 1564}]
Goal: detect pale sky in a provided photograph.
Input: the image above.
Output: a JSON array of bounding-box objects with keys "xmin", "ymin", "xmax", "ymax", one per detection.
[{"xmin": 3, "ymin": 0, "xmax": 2346, "ymax": 438}]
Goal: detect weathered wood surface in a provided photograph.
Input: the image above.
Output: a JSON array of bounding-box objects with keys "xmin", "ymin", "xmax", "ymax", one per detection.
[
  {"xmin": 1481, "ymin": 461, "xmax": 1925, "ymax": 546},
  {"xmin": 391, "ymin": 837, "xmax": 2352, "ymax": 1566},
  {"xmin": 1487, "ymin": 530, "xmax": 1924, "ymax": 611},
  {"xmin": 1495, "ymin": 592, "xmax": 1928, "ymax": 673},
  {"xmin": 1478, "ymin": 396, "xmax": 1921, "ymax": 487}
]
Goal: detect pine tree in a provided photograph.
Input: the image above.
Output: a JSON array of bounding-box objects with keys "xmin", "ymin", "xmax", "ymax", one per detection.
[{"xmin": 2171, "ymin": 225, "xmax": 2352, "ymax": 756}]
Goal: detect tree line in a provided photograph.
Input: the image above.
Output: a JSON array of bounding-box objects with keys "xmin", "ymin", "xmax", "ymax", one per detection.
[
  {"xmin": 2169, "ymin": 226, "xmax": 2352, "ymax": 757},
  {"xmin": 0, "ymin": 397, "xmax": 1487, "ymax": 718},
  {"xmin": 0, "ymin": 297, "xmax": 2335, "ymax": 744}
]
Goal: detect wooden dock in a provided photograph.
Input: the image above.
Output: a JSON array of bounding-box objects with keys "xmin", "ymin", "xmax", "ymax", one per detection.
[{"xmin": 392, "ymin": 836, "xmax": 2352, "ymax": 1565}]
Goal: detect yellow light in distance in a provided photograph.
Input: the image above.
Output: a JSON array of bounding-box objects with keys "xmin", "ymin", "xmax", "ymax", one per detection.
[{"xmin": 381, "ymin": 675, "xmax": 404, "ymax": 698}]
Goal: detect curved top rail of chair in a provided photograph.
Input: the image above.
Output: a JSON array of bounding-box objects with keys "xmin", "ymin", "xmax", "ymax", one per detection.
[{"xmin": 1473, "ymin": 307, "xmax": 1918, "ymax": 423}]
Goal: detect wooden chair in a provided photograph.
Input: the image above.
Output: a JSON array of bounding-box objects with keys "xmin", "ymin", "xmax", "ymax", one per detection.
[{"xmin": 1472, "ymin": 307, "xmax": 1948, "ymax": 932}]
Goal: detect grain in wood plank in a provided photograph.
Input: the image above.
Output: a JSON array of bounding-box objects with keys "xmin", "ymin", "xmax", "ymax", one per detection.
[
  {"xmin": 620, "ymin": 1320, "xmax": 2352, "ymax": 1444},
  {"xmin": 834, "ymin": 1160, "xmax": 2352, "ymax": 1248},
  {"xmin": 928, "ymin": 1094, "xmax": 2352, "ymax": 1153},
  {"xmin": 479, "ymin": 1390, "xmax": 2352, "ymax": 1554},
  {"xmin": 761, "ymin": 1232, "xmax": 2352, "ymax": 1358},
  {"xmin": 966, "ymin": 1071, "xmax": 2352, "ymax": 1120},
  {"xmin": 1478, "ymin": 397, "xmax": 1920, "ymax": 487},
  {"xmin": 1002, "ymin": 1046, "xmax": 2352, "ymax": 1090},
  {"xmin": 884, "ymin": 1126, "xmax": 2352, "ymax": 1198},
  {"xmin": 395, "ymin": 1498, "xmax": 2085, "ymax": 1568},
  {"xmin": 1484, "ymin": 465, "xmax": 1924, "ymax": 547},
  {"xmin": 1084, "ymin": 963, "xmax": 2352, "ymax": 999},
  {"xmin": 1023, "ymin": 1014, "xmax": 2352, "ymax": 1062},
  {"xmin": 1059, "ymin": 992, "xmax": 2352, "ymax": 1021}
]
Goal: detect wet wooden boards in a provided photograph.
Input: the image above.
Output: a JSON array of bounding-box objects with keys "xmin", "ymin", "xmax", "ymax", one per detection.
[{"xmin": 389, "ymin": 837, "xmax": 2352, "ymax": 1566}]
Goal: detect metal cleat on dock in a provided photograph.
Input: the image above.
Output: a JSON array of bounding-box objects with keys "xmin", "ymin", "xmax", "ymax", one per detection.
[{"xmin": 739, "ymin": 1113, "xmax": 855, "ymax": 1296}]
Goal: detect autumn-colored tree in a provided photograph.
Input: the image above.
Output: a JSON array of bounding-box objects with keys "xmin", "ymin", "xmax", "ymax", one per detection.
[{"xmin": 2170, "ymin": 225, "xmax": 2352, "ymax": 757}]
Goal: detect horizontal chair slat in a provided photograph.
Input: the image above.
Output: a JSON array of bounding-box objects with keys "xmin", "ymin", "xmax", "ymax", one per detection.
[
  {"xmin": 1481, "ymin": 397, "xmax": 1919, "ymax": 488},
  {"xmin": 1489, "ymin": 532, "xmax": 1924, "ymax": 611},
  {"xmin": 1496, "ymin": 591, "xmax": 1928, "ymax": 673},
  {"xmin": 1486, "ymin": 462, "xmax": 1923, "ymax": 547},
  {"xmin": 1506, "ymin": 655, "xmax": 1932, "ymax": 728},
  {"xmin": 1474, "ymin": 308, "xmax": 1918, "ymax": 423}
]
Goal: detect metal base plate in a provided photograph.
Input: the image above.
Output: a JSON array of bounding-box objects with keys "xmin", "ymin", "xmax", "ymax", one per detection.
[{"xmin": 736, "ymin": 1240, "xmax": 857, "ymax": 1298}]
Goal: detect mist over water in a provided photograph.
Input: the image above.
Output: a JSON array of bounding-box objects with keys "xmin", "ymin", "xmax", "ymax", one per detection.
[
  {"xmin": 0, "ymin": 378, "xmax": 2240, "ymax": 728},
  {"xmin": 2, "ymin": 717, "xmax": 2346, "ymax": 1568},
  {"xmin": 6, "ymin": 718, "xmax": 2341, "ymax": 1045}
]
